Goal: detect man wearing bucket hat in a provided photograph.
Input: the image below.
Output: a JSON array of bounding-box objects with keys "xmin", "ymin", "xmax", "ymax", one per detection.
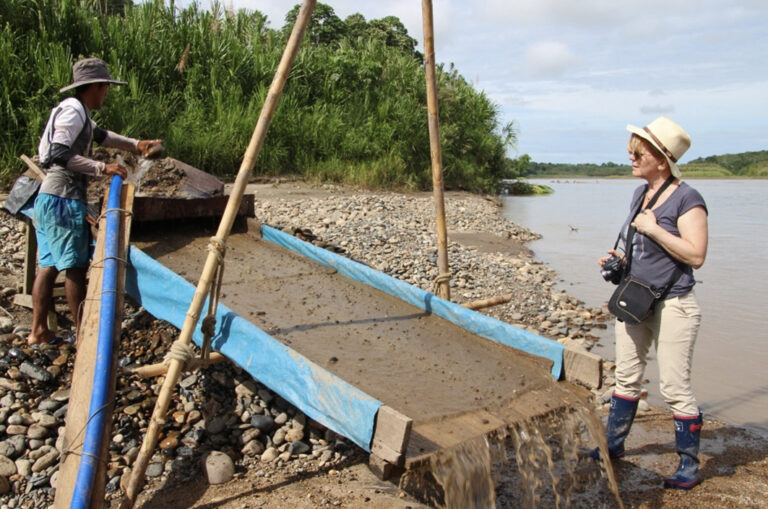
[
  {"xmin": 594, "ymin": 116, "xmax": 709, "ymax": 490},
  {"xmin": 28, "ymin": 57, "xmax": 162, "ymax": 347}
]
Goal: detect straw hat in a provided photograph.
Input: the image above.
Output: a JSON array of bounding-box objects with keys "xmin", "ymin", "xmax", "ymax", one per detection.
[
  {"xmin": 627, "ymin": 116, "xmax": 691, "ymax": 178},
  {"xmin": 60, "ymin": 58, "xmax": 127, "ymax": 93}
]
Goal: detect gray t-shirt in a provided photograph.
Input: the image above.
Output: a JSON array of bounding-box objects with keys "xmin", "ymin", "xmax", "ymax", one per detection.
[{"xmin": 619, "ymin": 182, "xmax": 707, "ymax": 298}]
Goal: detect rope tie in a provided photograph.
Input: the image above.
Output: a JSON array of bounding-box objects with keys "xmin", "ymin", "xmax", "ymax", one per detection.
[
  {"xmin": 432, "ymin": 272, "xmax": 452, "ymax": 294},
  {"xmin": 164, "ymin": 339, "xmax": 196, "ymax": 365},
  {"xmin": 97, "ymin": 207, "xmax": 133, "ymax": 222},
  {"xmin": 200, "ymin": 236, "xmax": 226, "ymax": 366}
]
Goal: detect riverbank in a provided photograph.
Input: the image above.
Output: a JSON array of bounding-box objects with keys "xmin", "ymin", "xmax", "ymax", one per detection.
[{"xmin": 0, "ymin": 181, "xmax": 765, "ymax": 507}]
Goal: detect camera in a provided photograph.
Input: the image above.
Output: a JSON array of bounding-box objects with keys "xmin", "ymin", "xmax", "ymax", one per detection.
[{"xmin": 601, "ymin": 255, "xmax": 624, "ymax": 284}]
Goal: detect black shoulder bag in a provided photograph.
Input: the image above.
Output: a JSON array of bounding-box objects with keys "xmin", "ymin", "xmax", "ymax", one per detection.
[{"xmin": 608, "ymin": 176, "xmax": 684, "ymax": 324}]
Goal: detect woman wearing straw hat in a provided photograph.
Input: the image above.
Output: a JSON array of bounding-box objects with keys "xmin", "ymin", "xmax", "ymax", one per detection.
[
  {"xmin": 28, "ymin": 57, "xmax": 162, "ymax": 347},
  {"xmin": 594, "ymin": 116, "xmax": 708, "ymax": 490}
]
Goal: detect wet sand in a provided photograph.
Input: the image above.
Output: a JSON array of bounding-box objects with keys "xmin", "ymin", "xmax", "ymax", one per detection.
[{"xmin": 133, "ymin": 223, "xmax": 562, "ymax": 426}]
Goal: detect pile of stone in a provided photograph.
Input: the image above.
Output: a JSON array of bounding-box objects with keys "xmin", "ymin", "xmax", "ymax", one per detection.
[{"xmin": 255, "ymin": 186, "xmax": 609, "ymax": 350}]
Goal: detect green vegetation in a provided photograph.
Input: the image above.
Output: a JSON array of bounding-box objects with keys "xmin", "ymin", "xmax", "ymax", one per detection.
[
  {"xmin": 0, "ymin": 1, "xmax": 514, "ymax": 192},
  {"xmin": 502, "ymin": 179, "xmax": 553, "ymax": 195},
  {"xmin": 511, "ymin": 150, "xmax": 768, "ymax": 179}
]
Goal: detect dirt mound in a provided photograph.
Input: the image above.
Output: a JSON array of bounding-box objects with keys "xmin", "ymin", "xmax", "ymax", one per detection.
[{"xmin": 88, "ymin": 148, "xmax": 188, "ymax": 200}]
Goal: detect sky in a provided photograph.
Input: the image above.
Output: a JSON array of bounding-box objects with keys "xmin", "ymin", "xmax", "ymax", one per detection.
[{"xmin": 178, "ymin": 0, "xmax": 768, "ymax": 164}]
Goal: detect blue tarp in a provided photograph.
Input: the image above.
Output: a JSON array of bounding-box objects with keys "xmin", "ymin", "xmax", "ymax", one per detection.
[
  {"xmin": 125, "ymin": 246, "xmax": 382, "ymax": 452},
  {"xmin": 262, "ymin": 225, "xmax": 564, "ymax": 379}
]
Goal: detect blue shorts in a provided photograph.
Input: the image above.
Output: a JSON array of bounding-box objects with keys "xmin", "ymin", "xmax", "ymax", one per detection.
[{"xmin": 33, "ymin": 193, "xmax": 89, "ymax": 271}]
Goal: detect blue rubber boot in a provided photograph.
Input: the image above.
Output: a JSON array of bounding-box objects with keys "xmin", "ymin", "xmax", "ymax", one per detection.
[
  {"xmin": 664, "ymin": 413, "xmax": 703, "ymax": 490},
  {"xmin": 590, "ymin": 393, "xmax": 639, "ymax": 460}
]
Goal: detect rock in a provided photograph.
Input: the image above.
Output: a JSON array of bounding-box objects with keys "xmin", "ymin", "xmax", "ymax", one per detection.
[
  {"xmin": 15, "ymin": 458, "xmax": 31, "ymax": 477},
  {"xmin": 204, "ymin": 451, "xmax": 234, "ymax": 484},
  {"xmin": 288, "ymin": 441, "xmax": 310, "ymax": 455},
  {"xmin": 26, "ymin": 424, "xmax": 49, "ymax": 440},
  {"xmin": 145, "ymin": 463, "xmax": 164, "ymax": 478},
  {"xmin": 240, "ymin": 428, "xmax": 260, "ymax": 444},
  {"xmin": 19, "ymin": 362, "xmax": 52, "ymax": 383},
  {"xmin": 260, "ymin": 447, "xmax": 278, "ymax": 463},
  {"xmin": 5, "ymin": 436, "xmax": 25, "ymax": 458},
  {"xmin": 274, "ymin": 412, "xmax": 288, "ymax": 426},
  {"xmin": 5, "ymin": 425, "xmax": 27, "ymax": 436},
  {"xmin": 50, "ymin": 389, "xmax": 70, "ymax": 402},
  {"xmin": 0, "ymin": 378, "xmax": 23, "ymax": 392},
  {"xmin": 31, "ymin": 412, "xmax": 57, "ymax": 428},
  {"xmin": 31, "ymin": 449, "xmax": 58, "ymax": 472},
  {"xmin": 0, "ymin": 456, "xmax": 16, "ymax": 477},
  {"xmin": 284, "ymin": 428, "xmax": 304, "ymax": 443},
  {"xmin": 0, "ymin": 474, "xmax": 9, "ymax": 495},
  {"xmin": 272, "ymin": 428, "xmax": 285, "ymax": 446},
  {"xmin": 160, "ymin": 436, "xmax": 178, "ymax": 451},
  {"xmin": 242, "ymin": 440, "xmax": 265, "ymax": 457},
  {"xmin": 250, "ymin": 415, "xmax": 274, "ymax": 433},
  {"xmin": 0, "ymin": 444, "xmax": 14, "ymax": 464},
  {"xmin": 205, "ymin": 416, "xmax": 227, "ymax": 435},
  {"xmin": 0, "ymin": 317, "xmax": 13, "ymax": 334}
]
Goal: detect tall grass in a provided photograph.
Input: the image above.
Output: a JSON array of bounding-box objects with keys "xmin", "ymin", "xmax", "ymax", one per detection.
[{"xmin": 0, "ymin": 1, "xmax": 511, "ymax": 192}]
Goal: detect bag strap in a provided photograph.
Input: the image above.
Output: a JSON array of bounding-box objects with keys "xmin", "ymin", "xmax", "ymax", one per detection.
[{"xmin": 624, "ymin": 175, "xmax": 676, "ymax": 273}]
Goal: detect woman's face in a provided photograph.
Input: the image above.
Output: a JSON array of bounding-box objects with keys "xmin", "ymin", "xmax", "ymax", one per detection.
[{"xmin": 628, "ymin": 139, "xmax": 667, "ymax": 179}]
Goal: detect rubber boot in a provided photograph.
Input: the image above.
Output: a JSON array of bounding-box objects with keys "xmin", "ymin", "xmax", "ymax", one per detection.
[
  {"xmin": 589, "ymin": 393, "xmax": 639, "ymax": 460},
  {"xmin": 663, "ymin": 413, "xmax": 703, "ymax": 490}
]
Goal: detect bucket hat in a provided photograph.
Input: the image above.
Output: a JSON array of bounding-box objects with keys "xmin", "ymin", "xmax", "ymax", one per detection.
[
  {"xmin": 627, "ymin": 116, "xmax": 691, "ymax": 178},
  {"xmin": 60, "ymin": 58, "xmax": 128, "ymax": 93}
]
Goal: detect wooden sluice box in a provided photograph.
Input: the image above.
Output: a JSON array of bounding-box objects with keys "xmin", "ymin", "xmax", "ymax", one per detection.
[
  {"xmin": 127, "ymin": 158, "xmax": 254, "ymax": 222},
  {"xmin": 127, "ymin": 216, "xmax": 601, "ymax": 479}
]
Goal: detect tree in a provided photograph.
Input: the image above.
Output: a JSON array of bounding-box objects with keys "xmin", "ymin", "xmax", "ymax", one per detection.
[{"xmin": 283, "ymin": 2, "xmax": 347, "ymax": 46}]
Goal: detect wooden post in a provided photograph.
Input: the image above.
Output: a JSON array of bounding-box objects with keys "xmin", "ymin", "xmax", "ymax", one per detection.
[
  {"xmin": 119, "ymin": 2, "xmax": 317, "ymax": 507},
  {"xmin": 53, "ymin": 183, "xmax": 135, "ymax": 509},
  {"xmin": 422, "ymin": 0, "xmax": 450, "ymax": 301}
]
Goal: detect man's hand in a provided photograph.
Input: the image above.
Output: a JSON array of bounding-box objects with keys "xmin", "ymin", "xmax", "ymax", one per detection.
[
  {"xmin": 137, "ymin": 139, "xmax": 164, "ymax": 159},
  {"xmin": 104, "ymin": 162, "xmax": 128, "ymax": 179}
]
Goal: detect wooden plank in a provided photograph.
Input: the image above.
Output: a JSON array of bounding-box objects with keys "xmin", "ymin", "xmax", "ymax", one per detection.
[
  {"xmin": 53, "ymin": 183, "xmax": 135, "ymax": 509},
  {"xmin": 19, "ymin": 154, "xmax": 46, "ymax": 181},
  {"xmin": 404, "ymin": 410, "xmax": 506, "ymax": 468},
  {"xmin": 132, "ymin": 194, "xmax": 254, "ymax": 222},
  {"xmin": 563, "ymin": 344, "xmax": 603, "ymax": 389},
  {"xmin": 373, "ymin": 406, "xmax": 412, "ymax": 454},
  {"xmin": 368, "ymin": 453, "xmax": 399, "ymax": 481}
]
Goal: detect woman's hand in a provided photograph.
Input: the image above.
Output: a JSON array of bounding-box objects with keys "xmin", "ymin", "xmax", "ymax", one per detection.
[
  {"xmin": 598, "ymin": 249, "xmax": 624, "ymax": 267},
  {"xmin": 632, "ymin": 209, "xmax": 658, "ymax": 235}
]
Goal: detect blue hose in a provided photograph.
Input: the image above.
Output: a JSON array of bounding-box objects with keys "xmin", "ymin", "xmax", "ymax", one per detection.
[{"xmin": 71, "ymin": 175, "xmax": 123, "ymax": 509}]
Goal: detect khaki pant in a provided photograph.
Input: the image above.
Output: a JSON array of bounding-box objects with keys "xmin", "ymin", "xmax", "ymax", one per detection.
[{"xmin": 614, "ymin": 291, "xmax": 702, "ymax": 417}]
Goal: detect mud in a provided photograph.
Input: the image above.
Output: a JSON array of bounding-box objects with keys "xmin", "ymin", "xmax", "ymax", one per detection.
[{"xmin": 132, "ymin": 224, "xmax": 560, "ymax": 426}]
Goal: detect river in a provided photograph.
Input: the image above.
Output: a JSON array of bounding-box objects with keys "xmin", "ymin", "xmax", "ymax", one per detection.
[{"xmin": 502, "ymin": 179, "xmax": 768, "ymax": 434}]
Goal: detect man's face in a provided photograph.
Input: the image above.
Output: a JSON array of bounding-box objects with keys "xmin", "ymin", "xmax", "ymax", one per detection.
[{"xmin": 93, "ymin": 83, "xmax": 110, "ymax": 108}]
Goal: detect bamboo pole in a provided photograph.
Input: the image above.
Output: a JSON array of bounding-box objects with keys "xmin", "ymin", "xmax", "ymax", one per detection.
[
  {"xmin": 422, "ymin": 0, "xmax": 450, "ymax": 301},
  {"xmin": 125, "ymin": 352, "xmax": 227, "ymax": 379},
  {"xmin": 118, "ymin": 2, "xmax": 317, "ymax": 507}
]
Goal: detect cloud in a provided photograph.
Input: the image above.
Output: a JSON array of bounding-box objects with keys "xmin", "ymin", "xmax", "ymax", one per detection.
[
  {"xmin": 640, "ymin": 104, "xmax": 675, "ymax": 115},
  {"xmin": 522, "ymin": 41, "xmax": 579, "ymax": 78}
]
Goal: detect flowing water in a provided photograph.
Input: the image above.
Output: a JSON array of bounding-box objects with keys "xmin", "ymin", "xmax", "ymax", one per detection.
[
  {"xmin": 502, "ymin": 179, "xmax": 768, "ymax": 434},
  {"xmin": 402, "ymin": 391, "xmax": 624, "ymax": 508}
]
